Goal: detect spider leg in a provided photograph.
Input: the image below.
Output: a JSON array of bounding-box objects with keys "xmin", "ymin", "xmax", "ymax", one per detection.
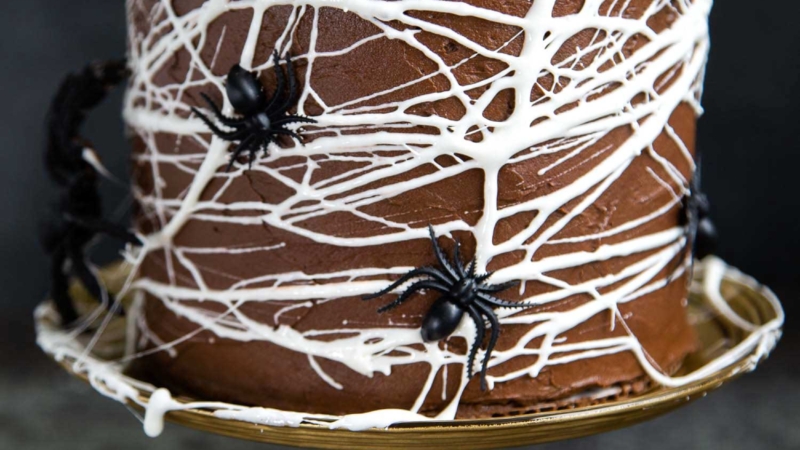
[
  {"xmin": 477, "ymin": 292, "xmax": 530, "ymax": 309},
  {"xmin": 275, "ymin": 53, "xmax": 299, "ymax": 115},
  {"xmin": 474, "ymin": 301, "xmax": 500, "ymax": 391},
  {"xmin": 475, "ymin": 272, "xmax": 492, "ymax": 283},
  {"xmin": 464, "ymin": 259, "xmax": 478, "ymax": 279},
  {"xmin": 258, "ymin": 135, "xmax": 274, "ymax": 158},
  {"xmin": 479, "ymin": 280, "xmax": 520, "ymax": 293},
  {"xmin": 67, "ymin": 239, "xmax": 116, "ymax": 314},
  {"xmin": 465, "ymin": 305, "xmax": 486, "ymax": 382},
  {"xmin": 362, "ymin": 267, "xmax": 452, "ymax": 300},
  {"xmin": 272, "ymin": 128, "xmax": 305, "ymax": 145},
  {"xmin": 407, "ymin": 267, "xmax": 453, "ymax": 286},
  {"xmin": 50, "ymin": 244, "xmax": 78, "ymax": 326},
  {"xmin": 427, "ymin": 225, "xmax": 458, "ymax": 281},
  {"xmin": 191, "ymin": 107, "xmax": 245, "ymax": 141},
  {"xmin": 247, "ymin": 136, "xmax": 269, "ymax": 168},
  {"xmin": 453, "ymin": 240, "xmax": 466, "ymax": 277},
  {"xmin": 686, "ymin": 207, "xmax": 699, "ymax": 258},
  {"xmin": 271, "ymin": 128, "xmax": 303, "ymax": 142},
  {"xmin": 376, "ymin": 279, "xmax": 450, "ymax": 313},
  {"xmin": 265, "ymin": 133, "xmax": 283, "ymax": 157},
  {"xmin": 200, "ymin": 93, "xmax": 245, "ymax": 127},
  {"xmin": 264, "ymin": 51, "xmax": 286, "ymax": 114},
  {"xmin": 226, "ymin": 134, "xmax": 258, "ymax": 172}
]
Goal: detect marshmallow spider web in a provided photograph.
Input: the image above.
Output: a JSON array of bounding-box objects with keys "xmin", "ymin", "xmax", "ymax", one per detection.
[{"xmin": 108, "ymin": 0, "xmax": 726, "ymax": 420}]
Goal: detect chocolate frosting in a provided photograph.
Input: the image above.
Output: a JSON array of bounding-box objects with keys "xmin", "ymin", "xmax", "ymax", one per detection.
[{"xmin": 127, "ymin": 0, "xmax": 699, "ymax": 417}]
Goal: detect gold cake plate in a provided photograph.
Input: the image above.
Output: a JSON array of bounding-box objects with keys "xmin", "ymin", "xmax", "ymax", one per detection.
[{"xmin": 36, "ymin": 260, "xmax": 783, "ymax": 449}]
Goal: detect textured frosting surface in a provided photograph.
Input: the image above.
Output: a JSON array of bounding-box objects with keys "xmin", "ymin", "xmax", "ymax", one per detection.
[{"xmin": 125, "ymin": 0, "xmax": 710, "ymax": 417}]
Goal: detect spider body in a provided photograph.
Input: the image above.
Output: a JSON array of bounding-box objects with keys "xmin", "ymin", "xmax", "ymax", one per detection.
[
  {"xmin": 363, "ymin": 226, "xmax": 527, "ymax": 391},
  {"xmin": 42, "ymin": 60, "xmax": 139, "ymax": 326},
  {"xmin": 192, "ymin": 52, "xmax": 317, "ymax": 170},
  {"xmin": 422, "ymin": 273, "xmax": 487, "ymax": 342}
]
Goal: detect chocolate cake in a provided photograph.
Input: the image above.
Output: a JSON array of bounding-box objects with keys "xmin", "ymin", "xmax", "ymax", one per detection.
[{"xmin": 122, "ymin": 0, "xmax": 710, "ymax": 419}]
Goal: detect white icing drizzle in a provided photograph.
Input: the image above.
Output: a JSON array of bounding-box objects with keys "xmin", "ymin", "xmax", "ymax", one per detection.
[
  {"xmin": 35, "ymin": 0, "xmax": 793, "ymax": 437},
  {"xmin": 124, "ymin": 0, "xmax": 714, "ymax": 392},
  {"xmin": 144, "ymin": 389, "xmax": 180, "ymax": 437},
  {"xmin": 35, "ymin": 257, "xmax": 784, "ymax": 434},
  {"xmin": 116, "ymin": 0, "xmax": 734, "ymax": 420},
  {"xmin": 37, "ymin": 0, "xmax": 788, "ymax": 433}
]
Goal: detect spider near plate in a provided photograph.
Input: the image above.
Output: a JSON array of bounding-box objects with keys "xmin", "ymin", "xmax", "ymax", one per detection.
[{"xmin": 363, "ymin": 225, "xmax": 529, "ymax": 391}]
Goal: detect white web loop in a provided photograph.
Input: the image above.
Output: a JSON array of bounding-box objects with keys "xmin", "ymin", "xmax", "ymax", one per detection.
[{"xmin": 117, "ymin": 0, "xmax": 717, "ymax": 419}]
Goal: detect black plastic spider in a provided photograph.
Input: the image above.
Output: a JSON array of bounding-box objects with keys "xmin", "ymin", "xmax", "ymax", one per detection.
[
  {"xmin": 363, "ymin": 226, "xmax": 528, "ymax": 391},
  {"xmin": 681, "ymin": 160, "xmax": 718, "ymax": 261},
  {"xmin": 192, "ymin": 51, "xmax": 317, "ymax": 171},
  {"xmin": 41, "ymin": 60, "xmax": 140, "ymax": 326}
]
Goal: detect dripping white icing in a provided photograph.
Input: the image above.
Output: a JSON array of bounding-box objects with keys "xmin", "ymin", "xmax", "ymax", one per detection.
[
  {"xmin": 144, "ymin": 389, "xmax": 180, "ymax": 437},
  {"xmin": 36, "ymin": 0, "xmax": 787, "ymax": 435},
  {"xmin": 121, "ymin": 0, "xmax": 716, "ymax": 413},
  {"xmin": 35, "ymin": 257, "xmax": 783, "ymax": 434},
  {"xmin": 114, "ymin": 0, "xmax": 729, "ymax": 418}
]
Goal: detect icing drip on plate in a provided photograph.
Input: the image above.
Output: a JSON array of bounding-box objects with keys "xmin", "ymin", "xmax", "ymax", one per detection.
[
  {"xmin": 35, "ymin": 257, "xmax": 783, "ymax": 435},
  {"xmin": 120, "ymin": 0, "xmax": 717, "ymax": 414}
]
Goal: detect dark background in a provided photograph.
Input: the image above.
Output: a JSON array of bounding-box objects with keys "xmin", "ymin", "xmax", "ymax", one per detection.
[{"xmin": 1, "ymin": 1, "xmax": 798, "ymax": 449}]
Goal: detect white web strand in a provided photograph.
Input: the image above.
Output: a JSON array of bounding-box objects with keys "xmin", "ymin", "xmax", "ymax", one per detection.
[
  {"xmin": 35, "ymin": 257, "xmax": 784, "ymax": 433},
  {"xmin": 118, "ymin": 0, "xmax": 718, "ymax": 416}
]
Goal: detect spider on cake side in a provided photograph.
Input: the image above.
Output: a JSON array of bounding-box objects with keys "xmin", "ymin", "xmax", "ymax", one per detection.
[
  {"xmin": 192, "ymin": 51, "xmax": 317, "ymax": 171},
  {"xmin": 363, "ymin": 225, "xmax": 529, "ymax": 391},
  {"xmin": 681, "ymin": 161, "xmax": 717, "ymax": 261},
  {"xmin": 669, "ymin": 159, "xmax": 719, "ymax": 283}
]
